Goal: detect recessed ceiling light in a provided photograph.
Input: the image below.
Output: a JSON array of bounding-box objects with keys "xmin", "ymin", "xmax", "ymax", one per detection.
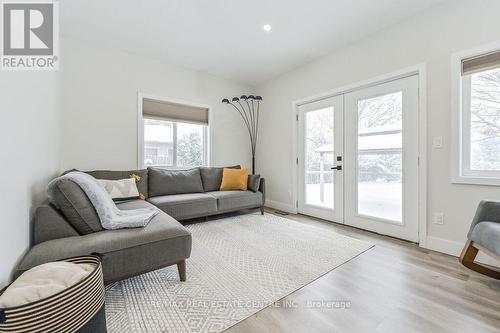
[{"xmin": 263, "ymin": 24, "xmax": 272, "ymax": 32}]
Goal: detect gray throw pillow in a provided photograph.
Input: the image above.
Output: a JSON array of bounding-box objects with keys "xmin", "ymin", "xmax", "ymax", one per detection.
[
  {"xmin": 200, "ymin": 165, "xmax": 241, "ymax": 192},
  {"xmin": 148, "ymin": 167, "xmax": 204, "ymax": 196},
  {"xmin": 247, "ymin": 174, "xmax": 261, "ymax": 192},
  {"xmin": 49, "ymin": 178, "xmax": 103, "ymax": 235}
]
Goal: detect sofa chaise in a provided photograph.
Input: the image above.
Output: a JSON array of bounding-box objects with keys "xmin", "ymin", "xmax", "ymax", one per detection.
[{"xmin": 15, "ymin": 166, "xmax": 265, "ymax": 283}]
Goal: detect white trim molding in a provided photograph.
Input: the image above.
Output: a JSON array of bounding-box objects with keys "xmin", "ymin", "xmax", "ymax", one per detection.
[
  {"xmin": 265, "ymin": 200, "xmax": 297, "ymax": 214},
  {"xmin": 425, "ymin": 236, "xmax": 500, "ymax": 268},
  {"xmin": 451, "ymin": 40, "xmax": 500, "ymax": 186},
  {"xmin": 291, "ymin": 64, "xmax": 428, "ymax": 247},
  {"xmin": 137, "ymin": 92, "xmax": 212, "ymax": 169}
]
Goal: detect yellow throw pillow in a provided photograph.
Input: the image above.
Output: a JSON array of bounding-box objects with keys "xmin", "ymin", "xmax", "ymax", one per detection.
[{"xmin": 220, "ymin": 168, "xmax": 249, "ymax": 191}]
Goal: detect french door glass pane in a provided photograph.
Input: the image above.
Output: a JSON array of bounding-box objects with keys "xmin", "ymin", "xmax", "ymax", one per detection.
[
  {"xmin": 357, "ymin": 92, "xmax": 402, "ymax": 222},
  {"xmin": 305, "ymin": 107, "xmax": 334, "ymax": 208},
  {"xmin": 144, "ymin": 118, "xmax": 174, "ymax": 167}
]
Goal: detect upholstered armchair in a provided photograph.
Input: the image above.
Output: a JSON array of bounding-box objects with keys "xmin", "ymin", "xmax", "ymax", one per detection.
[{"xmin": 460, "ymin": 201, "xmax": 500, "ymax": 279}]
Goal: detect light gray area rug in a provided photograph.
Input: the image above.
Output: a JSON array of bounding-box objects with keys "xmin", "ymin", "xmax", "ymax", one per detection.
[{"xmin": 105, "ymin": 213, "xmax": 373, "ymax": 333}]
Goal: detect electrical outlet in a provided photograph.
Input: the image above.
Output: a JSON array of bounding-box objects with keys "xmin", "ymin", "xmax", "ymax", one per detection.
[
  {"xmin": 433, "ymin": 136, "xmax": 443, "ymax": 148},
  {"xmin": 433, "ymin": 212, "xmax": 444, "ymax": 225}
]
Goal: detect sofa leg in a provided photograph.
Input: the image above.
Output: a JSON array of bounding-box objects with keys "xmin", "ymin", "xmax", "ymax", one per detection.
[
  {"xmin": 260, "ymin": 206, "xmax": 265, "ymax": 215},
  {"xmin": 460, "ymin": 240, "xmax": 500, "ymax": 279},
  {"xmin": 177, "ymin": 260, "xmax": 186, "ymax": 282}
]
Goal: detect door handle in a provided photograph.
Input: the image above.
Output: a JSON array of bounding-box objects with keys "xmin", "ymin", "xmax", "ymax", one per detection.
[{"xmin": 331, "ymin": 165, "xmax": 342, "ymax": 171}]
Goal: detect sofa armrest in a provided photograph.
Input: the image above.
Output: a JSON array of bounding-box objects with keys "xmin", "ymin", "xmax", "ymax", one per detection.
[
  {"xmin": 259, "ymin": 178, "xmax": 266, "ymax": 205},
  {"xmin": 33, "ymin": 205, "xmax": 80, "ymax": 245},
  {"xmin": 468, "ymin": 200, "xmax": 500, "ymax": 239}
]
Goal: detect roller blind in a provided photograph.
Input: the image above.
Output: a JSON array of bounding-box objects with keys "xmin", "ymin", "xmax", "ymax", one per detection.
[
  {"xmin": 143, "ymin": 98, "xmax": 209, "ymax": 125},
  {"xmin": 462, "ymin": 50, "xmax": 500, "ymax": 76}
]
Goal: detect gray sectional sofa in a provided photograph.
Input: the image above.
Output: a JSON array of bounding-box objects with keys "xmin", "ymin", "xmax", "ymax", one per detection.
[{"xmin": 15, "ymin": 166, "xmax": 265, "ymax": 284}]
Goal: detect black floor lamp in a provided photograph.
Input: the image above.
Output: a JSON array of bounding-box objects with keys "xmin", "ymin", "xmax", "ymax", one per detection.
[{"xmin": 222, "ymin": 95, "xmax": 262, "ymax": 175}]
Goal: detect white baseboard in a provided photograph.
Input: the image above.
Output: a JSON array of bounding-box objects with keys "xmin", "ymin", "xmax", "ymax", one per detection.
[
  {"xmin": 424, "ymin": 236, "xmax": 463, "ymax": 257},
  {"xmin": 265, "ymin": 200, "xmax": 297, "ymax": 214},
  {"xmin": 424, "ymin": 236, "xmax": 500, "ymax": 268}
]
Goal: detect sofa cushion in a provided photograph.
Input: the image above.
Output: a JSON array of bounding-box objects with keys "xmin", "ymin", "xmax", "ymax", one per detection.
[
  {"xmin": 247, "ymin": 174, "xmax": 261, "ymax": 192},
  {"xmin": 16, "ymin": 200, "xmax": 192, "ymax": 275},
  {"xmin": 34, "ymin": 205, "xmax": 80, "ymax": 245},
  {"xmin": 470, "ymin": 221, "xmax": 500, "ymax": 256},
  {"xmin": 148, "ymin": 167, "xmax": 204, "ymax": 197},
  {"xmin": 208, "ymin": 190, "xmax": 263, "ymax": 212},
  {"xmin": 86, "ymin": 169, "xmax": 148, "ymax": 199},
  {"xmin": 49, "ymin": 178, "xmax": 103, "ymax": 235},
  {"xmin": 199, "ymin": 165, "xmax": 241, "ymax": 192},
  {"xmin": 147, "ymin": 193, "xmax": 217, "ymax": 220}
]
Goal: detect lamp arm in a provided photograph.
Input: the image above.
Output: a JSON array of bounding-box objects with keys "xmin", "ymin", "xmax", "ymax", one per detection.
[
  {"xmin": 245, "ymin": 99, "xmax": 255, "ymax": 141},
  {"xmin": 236, "ymin": 101, "xmax": 254, "ymax": 144},
  {"xmin": 237, "ymin": 101, "xmax": 252, "ymax": 133},
  {"xmin": 223, "ymin": 96, "xmax": 261, "ymax": 174},
  {"xmin": 250, "ymin": 100, "xmax": 258, "ymax": 154},
  {"xmin": 229, "ymin": 102, "xmax": 254, "ymax": 145},
  {"xmin": 255, "ymin": 100, "xmax": 260, "ymax": 153}
]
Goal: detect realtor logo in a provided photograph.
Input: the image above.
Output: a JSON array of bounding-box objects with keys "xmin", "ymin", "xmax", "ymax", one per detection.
[{"xmin": 1, "ymin": 1, "xmax": 59, "ymax": 70}]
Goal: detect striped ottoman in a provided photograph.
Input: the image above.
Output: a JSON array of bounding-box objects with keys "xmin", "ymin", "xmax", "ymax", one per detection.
[{"xmin": 0, "ymin": 256, "xmax": 106, "ymax": 333}]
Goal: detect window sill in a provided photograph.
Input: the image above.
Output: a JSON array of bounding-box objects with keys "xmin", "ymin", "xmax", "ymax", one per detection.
[{"xmin": 451, "ymin": 176, "xmax": 500, "ymax": 186}]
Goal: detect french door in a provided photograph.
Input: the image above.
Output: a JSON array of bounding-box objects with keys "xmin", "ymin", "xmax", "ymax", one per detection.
[
  {"xmin": 297, "ymin": 95, "xmax": 343, "ymax": 222},
  {"xmin": 297, "ymin": 75, "xmax": 419, "ymax": 242}
]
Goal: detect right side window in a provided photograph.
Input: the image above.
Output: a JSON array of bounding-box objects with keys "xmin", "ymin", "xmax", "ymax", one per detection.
[{"xmin": 460, "ymin": 50, "xmax": 500, "ymax": 179}]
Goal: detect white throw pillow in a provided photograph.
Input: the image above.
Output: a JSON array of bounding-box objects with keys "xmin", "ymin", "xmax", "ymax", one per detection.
[
  {"xmin": 0, "ymin": 262, "xmax": 95, "ymax": 308},
  {"xmin": 97, "ymin": 178, "xmax": 140, "ymax": 201}
]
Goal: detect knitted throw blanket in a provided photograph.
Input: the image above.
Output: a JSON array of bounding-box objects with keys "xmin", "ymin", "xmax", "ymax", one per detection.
[{"xmin": 48, "ymin": 171, "xmax": 157, "ymax": 230}]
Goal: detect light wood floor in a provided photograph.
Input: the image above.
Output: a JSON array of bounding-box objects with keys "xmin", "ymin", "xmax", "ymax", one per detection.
[{"xmin": 224, "ymin": 209, "xmax": 500, "ymax": 333}]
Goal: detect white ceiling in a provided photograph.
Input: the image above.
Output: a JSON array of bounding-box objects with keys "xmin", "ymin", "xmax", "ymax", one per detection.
[{"xmin": 61, "ymin": 0, "xmax": 446, "ymax": 86}]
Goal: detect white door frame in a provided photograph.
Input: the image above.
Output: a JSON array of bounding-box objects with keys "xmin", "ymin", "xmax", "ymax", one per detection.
[
  {"xmin": 297, "ymin": 95, "xmax": 344, "ymax": 223},
  {"xmin": 291, "ymin": 64, "xmax": 427, "ymax": 246}
]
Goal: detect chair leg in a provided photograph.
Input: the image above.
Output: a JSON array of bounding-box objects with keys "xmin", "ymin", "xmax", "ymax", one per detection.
[
  {"xmin": 260, "ymin": 206, "xmax": 265, "ymax": 215},
  {"xmin": 177, "ymin": 260, "xmax": 186, "ymax": 282},
  {"xmin": 459, "ymin": 240, "xmax": 500, "ymax": 280}
]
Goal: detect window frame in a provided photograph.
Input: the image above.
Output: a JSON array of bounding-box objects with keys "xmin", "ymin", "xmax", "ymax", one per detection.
[
  {"xmin": 138, "ymin": 93, "xmax": 211, "ymax": 169},
  {"xmin": 451, "ymin": 42, "xmax": 500, "ymax": 186}
]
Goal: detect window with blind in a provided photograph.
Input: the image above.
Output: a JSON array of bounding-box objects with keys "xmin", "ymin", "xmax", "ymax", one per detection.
[
  {"xmin": 456, "ymin": 47, "xmax": 500, "ymax": 183},
  {"xmin": 141, "ymin": 98, "xmax": 209, "ymax": 168}
]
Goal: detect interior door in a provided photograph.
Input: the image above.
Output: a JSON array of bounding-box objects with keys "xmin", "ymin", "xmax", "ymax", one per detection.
[
  {"xmin": 297, "ymin": 96, "xmax": 344, "ymax": 222},
  {"xmin": 343, "ymin": 75, "xmax": 419, "ymax": 242}
]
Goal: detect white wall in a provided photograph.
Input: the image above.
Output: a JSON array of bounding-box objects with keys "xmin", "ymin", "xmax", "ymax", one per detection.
[
  {"xmin": 0, "ymin": 71, "xmax": 60, "ymax": 288},
  {"xmin": 0, "ymin": 37, "xmax": 251, "ymax": 287},
  {"xmin": 3, "ymin": 1, "xmax": 499, "ymax": 288},
  {"xmin": 256, "ymin": 0, "xmax": 500, "ymax": 257},
  {"xmin": 61, "ymin": 38, "xmax": 253, "ymax": 171}
]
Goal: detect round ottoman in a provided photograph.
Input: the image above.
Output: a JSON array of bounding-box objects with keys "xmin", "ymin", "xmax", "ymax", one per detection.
[{"xmin": 0, "ymin": 255, "xmax": 106, "ymax": 333}]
